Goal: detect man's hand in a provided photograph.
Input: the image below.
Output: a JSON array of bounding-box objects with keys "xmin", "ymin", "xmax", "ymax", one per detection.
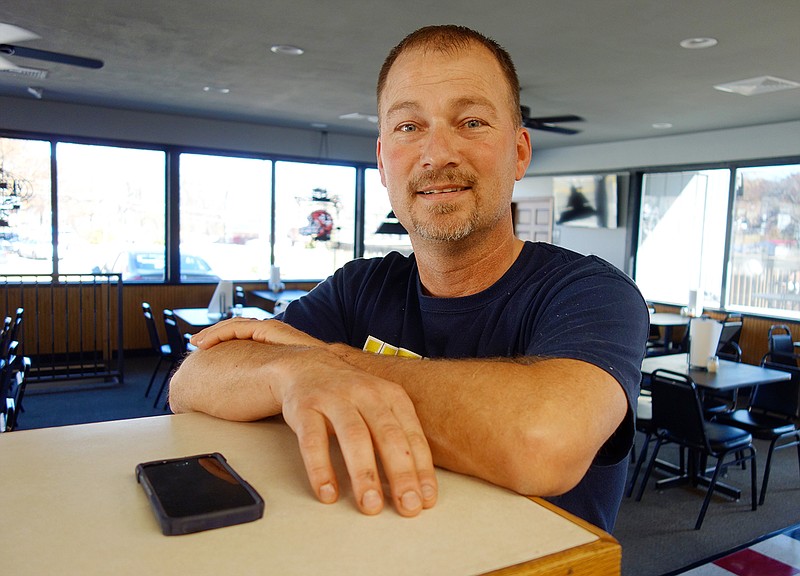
[
  {"xmin": 274, "ymin": 348, "xmax": 438, "ymax": 517},
  {"xmin": 190, "ymin": 318, "xmax": 322, "ymax": 349},
  {"xmin": 174, "ymin": 320, "xmax": 438, "ymax": 517}
]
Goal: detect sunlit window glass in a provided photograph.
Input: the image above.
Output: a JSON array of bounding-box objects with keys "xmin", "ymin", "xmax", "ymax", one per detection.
[
  {"xmin": 56, "ymin": 143, "xmax": 166, "ymax": 280},
  {"xmin": 0, "ymin": 137, "xmax": 52, "ymax": 275},
  {"xmin": 635, "ymin": 169, "xmax": 729, "ymax": 308},
  {"xmin": 727, "ymin": 164, "xmax": 800, "ymax": 318},
  {"xmin": 273, "ymin": 161, "xmax": 355, "ymax": 279},
  {"xmin": 179, "ymin": 154, "xmax": 272, "ymax": 282},
  {"xmin": 363, "ymin": 168, "xmax": 412, "ymax": 259}
]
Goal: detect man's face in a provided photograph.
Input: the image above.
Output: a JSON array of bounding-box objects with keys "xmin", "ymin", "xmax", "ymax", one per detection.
[{"xmin": 376, "ymin": 42, "xmax": 531, "ymax": 244}]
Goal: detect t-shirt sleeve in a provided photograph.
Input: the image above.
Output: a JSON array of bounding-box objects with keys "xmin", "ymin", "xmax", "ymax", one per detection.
[{"xmin": 525, "ymin": 257, "xmax": 649, "ymax": 465}]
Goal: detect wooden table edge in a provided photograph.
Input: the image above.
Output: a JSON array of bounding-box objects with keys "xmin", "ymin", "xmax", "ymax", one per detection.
[{"xmin": 484, "ymin": 497, "xmax": 621, "ymax": 576}]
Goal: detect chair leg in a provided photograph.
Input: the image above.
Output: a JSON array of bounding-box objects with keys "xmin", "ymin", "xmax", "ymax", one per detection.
[
  {"xmin": 152, "ymin": 362, "xmax": 175, "ymax": 409},
  {"xmin": 144, "ymin": 356, "xmax": 165, "ymax": 398},
  {"xmin": 759, "ymin": 440, "xmax": 778, "ymax": 506},
  {"xmin": 627, "ymin": 432, "xmax": 652, "ymax": 498},
  {"xmin": 635, "ymin": 437, "xmax": 665, "ymax": 502},
  {"xmin": 749, "ymin": 447, "xmax": 758, "ymax": 512},
  {"xmin": 695, "ymin": 458, "xmax": 725, "ymax": 530}
]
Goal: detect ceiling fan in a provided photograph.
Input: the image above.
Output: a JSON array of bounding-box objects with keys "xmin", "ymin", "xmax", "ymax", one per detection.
[
  {"xmin": 520, "ymin": 105, "xmax": 583, "ymax": 135},
  {"xmin": 0, "ymin": 22, "xmax": 103, "ymax": 71}
]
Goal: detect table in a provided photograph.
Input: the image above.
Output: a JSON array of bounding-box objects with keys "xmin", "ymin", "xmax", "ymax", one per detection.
[
  {"xmin": 1, "ymin": 413, "xmax": 620, "ymax": 576},
  {"xmin": 640, "ymin": 353, "xmax": 791, "ymax": 497},
  {"xmin": 641, "ymin": 353, "xmax": 791, "ymax": 392},
  {"xmin": 648, "ymin": 313, "xmax": 690, "ymax": 353},
  {"xmin": 173, "ymin": 306, "xmax": 273, "ymax": 329},
  {"xmin": 250, "ymin": 289, "xmax": 309, "ymax": 312}
]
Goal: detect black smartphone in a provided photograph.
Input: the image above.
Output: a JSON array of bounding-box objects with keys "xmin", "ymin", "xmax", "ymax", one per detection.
[{"xmin": 136, "ymin": 452, "xmax": 265, "ymax": 536}]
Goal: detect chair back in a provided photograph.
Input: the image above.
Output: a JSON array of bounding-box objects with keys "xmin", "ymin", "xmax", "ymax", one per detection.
[
  {"xmin": 716, "ymin": 315, "xmax": 743, "ymax": 360},
  {"xmin": 755, "ymin": 361, "xmax": 800, "ymax": 419},
  {"xmin": 767, "ymin": 324, "xmax": 797, "ymax": 367},
  {"xmin": 142, "ymin": 302, "xmax": 162, "ymax": 353},
  {"xmin": 650, "ymin": 369, "xmax": 709, "ymax": 452},
  {"xmin": 162, "ymin": 309, "xmax": 187, "ymax": 358}
]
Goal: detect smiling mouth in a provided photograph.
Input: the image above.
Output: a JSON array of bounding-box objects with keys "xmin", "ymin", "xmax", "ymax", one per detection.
[{"xmin": 418, "ymin": 186, "xmax": 470, "ymax": 195}]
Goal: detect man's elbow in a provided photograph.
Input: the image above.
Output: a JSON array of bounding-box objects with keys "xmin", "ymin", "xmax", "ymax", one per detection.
[{"xmin": 497, "ymin": 427, "xmax": 594, "ymax": 497}]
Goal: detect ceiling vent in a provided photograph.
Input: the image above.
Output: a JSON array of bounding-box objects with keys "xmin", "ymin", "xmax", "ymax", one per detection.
[
  {"xmin": 714, "ymin": 75, "xmax": 800, "ymax": 96},
  {"xmin": 0, "ymin": 66, "xmax": 48, "ymax": 80}
]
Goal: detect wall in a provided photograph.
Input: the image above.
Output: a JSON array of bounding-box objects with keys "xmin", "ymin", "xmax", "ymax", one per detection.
[
  {"xmin": 513, "ymin": 174, "xmax": 630, "ymax": 271},
  {"xmin": 514, "ymin": 120, "xmax": 800, "ymax": 273},
  {"xmin": 0, "ymin": 96, "xmax": 377, "ymax": 164}
]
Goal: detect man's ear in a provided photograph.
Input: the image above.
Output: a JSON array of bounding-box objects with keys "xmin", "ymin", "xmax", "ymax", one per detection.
[
  {"xmin": 515, "ymin": 128, "xmax": 532, "ymax": 181},
  {"xmin": 376, "ymin": 137, "xmax": 388, "ymax": 187}
]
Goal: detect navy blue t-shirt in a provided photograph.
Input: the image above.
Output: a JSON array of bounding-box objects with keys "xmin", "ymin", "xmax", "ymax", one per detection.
[{"xmin": 280, "ymin": 241, "xmax": 649, "ymax": 531}]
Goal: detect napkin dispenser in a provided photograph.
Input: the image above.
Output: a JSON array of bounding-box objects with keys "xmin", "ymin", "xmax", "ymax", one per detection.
[{"xmin": 689, "ymin": 317, "xmax": 723, "ymax": 369}]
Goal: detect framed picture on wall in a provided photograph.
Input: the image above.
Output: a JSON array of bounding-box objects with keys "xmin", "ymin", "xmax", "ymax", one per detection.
[{"xmin": 553, "ymin": 175, "xmax": 618, "ymax": 228}]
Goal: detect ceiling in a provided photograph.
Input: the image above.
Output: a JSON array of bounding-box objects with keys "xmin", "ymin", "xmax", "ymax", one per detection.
[{"xmin": 1, "ymin": 0, "xmax": 799, "ymax": 150}]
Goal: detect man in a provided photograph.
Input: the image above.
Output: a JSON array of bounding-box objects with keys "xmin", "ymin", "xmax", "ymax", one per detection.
[{"xmin": 169, "ymin": 25, "xmax": 649, "ymax": 532}]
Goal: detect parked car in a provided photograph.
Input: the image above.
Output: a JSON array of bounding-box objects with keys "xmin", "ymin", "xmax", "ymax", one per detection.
[{"xmin": 94, "ymin": 250, "xmax": 220, "ymax": 282}]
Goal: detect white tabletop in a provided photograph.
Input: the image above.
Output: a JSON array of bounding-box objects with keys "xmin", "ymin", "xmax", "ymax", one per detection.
[{"xmin": 1, "ymin": 413, "xmax": 606, "ymax": 576}]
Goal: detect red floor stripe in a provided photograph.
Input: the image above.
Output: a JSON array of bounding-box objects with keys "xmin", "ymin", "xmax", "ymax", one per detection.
[{"xmin": 714, "ymin": 548, "xmax": 800, "ymax": 576}]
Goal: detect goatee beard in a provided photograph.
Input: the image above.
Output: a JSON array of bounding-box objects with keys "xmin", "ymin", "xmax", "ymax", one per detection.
[{"xmin": 406, "ymin": 169, "xmax": 480, "ymax": 242}]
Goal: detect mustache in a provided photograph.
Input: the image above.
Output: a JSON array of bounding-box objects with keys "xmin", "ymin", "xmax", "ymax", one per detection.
[{"xmin": 407, "ymin": 169, "xmax": 478, "ymax": 192}]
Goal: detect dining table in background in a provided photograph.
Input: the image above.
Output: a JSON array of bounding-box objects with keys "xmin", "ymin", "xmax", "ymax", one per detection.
[
  {"xmin": 249, "ymin": 289, "xmax": 309, "ymax": 313},
  {"xmin": 173, "ymin": 306, "xmax": 273, "ymax": 330},
  {"xmin": 641, "ymin": 352, "xmax": 791, "ymax": 393},
  {"xmin": 648, "ymin": 312, "xmax": 690, "ymax": 353},
  {"xmin": 640, "ymin": 352, "xmax": 792, "ymax": 498},
  {"xmin": 2, "ymin": 412, "xmax": 621, "ymax": 576}
]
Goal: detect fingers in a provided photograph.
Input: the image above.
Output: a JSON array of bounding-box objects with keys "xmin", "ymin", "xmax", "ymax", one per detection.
[
  {"xmin": 282, "ymin": 365, "xmax": 437, "ymax": 517},
  {"xmin": 191, "ymin": 319, "xmax": 324, "ymax": 349}
]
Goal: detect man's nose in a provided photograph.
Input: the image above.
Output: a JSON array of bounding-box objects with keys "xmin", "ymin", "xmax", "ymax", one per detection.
[{"xmin": 420, "ymin": 125, "xmax": 460, "ymax": 170}]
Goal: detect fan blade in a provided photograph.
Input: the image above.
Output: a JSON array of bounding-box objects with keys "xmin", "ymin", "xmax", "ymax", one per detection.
[
  {"xmin": 525, "ymin": 122, "xmax": 582, "ymax": 135},
  {"xmin": 0, "ymin": 23, "xmax": 40, "ymax": 44},
  {"xmin": 0, "ymin": 44, "xmax": 104, "ymax": 69},
  {"xmin": 0, "ymin": 54, "xmax": 18, "ymax": 70},
  {"xmin": 527, "ymin": 114, "xmax": 584, "ymax": 124}
]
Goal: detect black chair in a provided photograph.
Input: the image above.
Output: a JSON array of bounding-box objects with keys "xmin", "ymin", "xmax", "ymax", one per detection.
[
  {"xmin": 716, "ymin": 313, "xmax": 743, "ymax": 362},
  {"xmin": 153, "ymin": 309, "xmax": 193, "ymax": 410},
  {"xmin": 714, "ymin": 360, "xmax": 800, "ymax": 505},
  {"xmin": 4, "ymin": 355, "xmax": 31, "ymax": 432},
  {"xmin": 635, "ymin": 369, "xmax": 758, "ymax": 530},
  {"xmin": 142, "ymin": 302, "xmax": 171, "ymax": 398},
  {"xmin": 0, "ymin": 307, "xmax": 23, "ymax": 359},
  {"xmin": 765, "ymin": 324, "xmax": 798, "ymax": 367},
  {"xmin": 627, "ymin": 390, "xmax": 660, "ymax": 497}
]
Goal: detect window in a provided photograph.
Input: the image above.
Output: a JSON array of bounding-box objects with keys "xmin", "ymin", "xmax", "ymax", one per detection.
[
  {"xmin": 273, "ymin": 161, "xmax": 356, "ymax": 279},
  {"xmin": 0, "ymin": 137, "xmax": 53, "ymax": 274},
  {"xmin": 727, "ymin": 164, "xmax": 800, "ymax": 317},
  {"xmin": 363, "ymin": 167, "xmax": 412, "ymax": 258},
  {"xmin": 179, "ymin": 153, "xmax": 272, "ymax": 282},
  {"xmin": 56, "ymin": 142, "xmax": 166, "ymax": 278},
  {"xmin": 635, "ymin": 169, "xmax": 730, "ymax": 308}
]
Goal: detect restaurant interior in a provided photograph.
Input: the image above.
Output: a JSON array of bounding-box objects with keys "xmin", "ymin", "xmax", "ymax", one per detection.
[{"xmin": 1, "ymin": 2, "xmax": 799, "ymax": 575}]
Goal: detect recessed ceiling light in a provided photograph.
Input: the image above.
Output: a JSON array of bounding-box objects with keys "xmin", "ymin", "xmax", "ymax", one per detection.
[
  {"xmin": 270, "ymin": 44, "xmax": 304, "ymax": 56},
  {"xmin": 680, "ymin": 37, "xmax": 718, "ymax": 49},
  {"xmin": 311, "ymin": 122, "xmax": 328, "ymax": 129},
  {"xmin": 203, "ymin": 85, "xmax": 230, "ymax": 94},
  {"xmin": 652, "ymin": 122, "xmax": 673, "ymax": 129}
]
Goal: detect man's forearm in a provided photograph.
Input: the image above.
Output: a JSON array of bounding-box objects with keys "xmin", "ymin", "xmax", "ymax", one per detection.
[
  {"xmin": 329, "ymin": 344, "xmax": 627, "ymax": 496},
  {"xmin": 169, "ymin": 340, "xmax": 283, "ymax": 420}
]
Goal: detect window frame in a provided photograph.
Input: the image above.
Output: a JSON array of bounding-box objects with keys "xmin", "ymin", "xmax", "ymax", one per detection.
[{"xmin": 1, "ymin": 130, "xmax": 377, "ymax": 284}]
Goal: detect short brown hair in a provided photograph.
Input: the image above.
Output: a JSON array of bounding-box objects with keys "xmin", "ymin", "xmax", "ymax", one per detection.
[{"xmin": 377, "ymin": 25, "xmax": 522, "ymax": 127}]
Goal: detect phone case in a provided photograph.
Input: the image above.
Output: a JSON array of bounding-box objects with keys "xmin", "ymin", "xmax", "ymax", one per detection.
[{"xmin": 136, "ymin": 452, "xmax": 265, "ymax": 536}]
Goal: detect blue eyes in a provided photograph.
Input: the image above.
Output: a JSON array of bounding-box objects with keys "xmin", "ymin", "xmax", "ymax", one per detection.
[{"xmin": 396, "ymin": 120, "xmax": 483, "ymax": 132}]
